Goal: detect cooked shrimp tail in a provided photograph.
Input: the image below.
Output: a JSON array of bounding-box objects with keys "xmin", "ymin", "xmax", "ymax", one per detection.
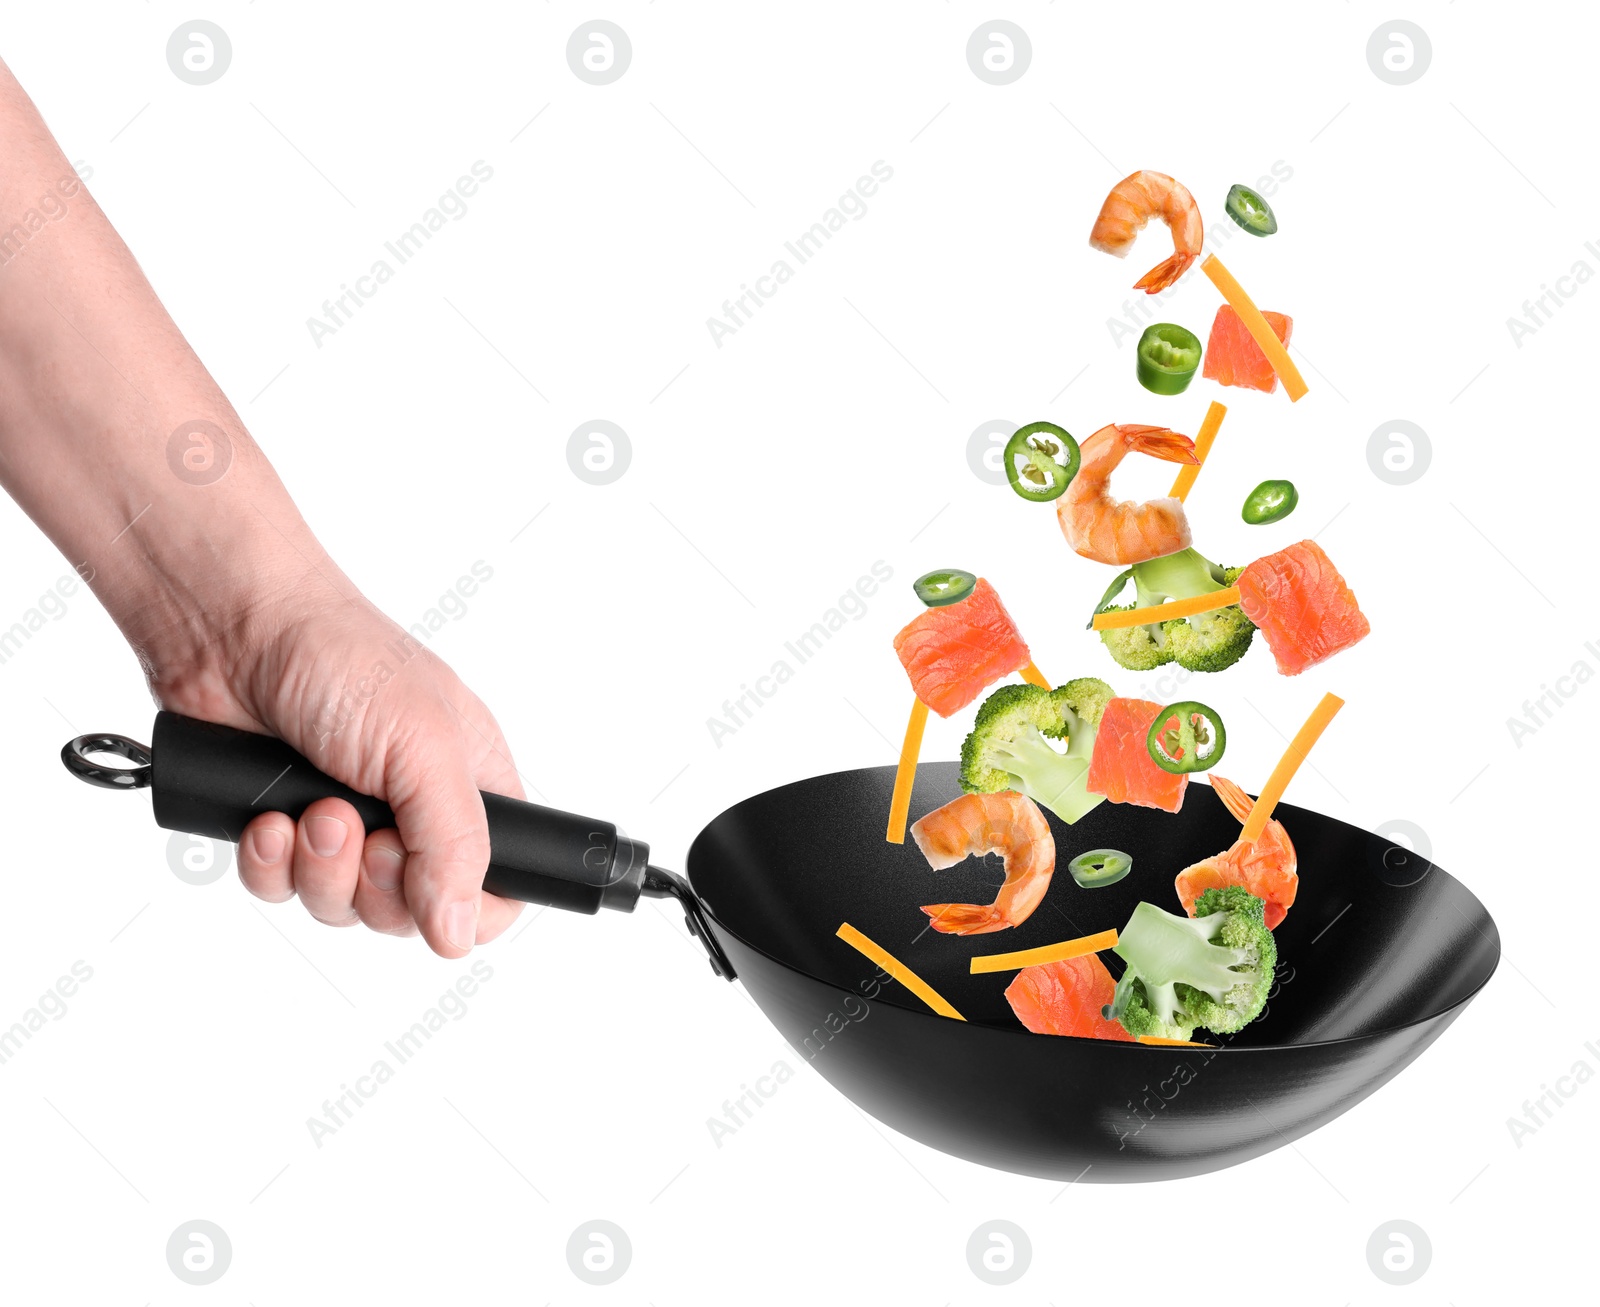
[
  {"xmin": 921, "ymin": 902, "xmax": 1019, "ymax": 936},
  {"xmin": 1117, "ymin": 424, "xmax": 1199, "ymax": 466},
  {"xmin": 1134, "ymin": 250, "xmax": 1197, "ymax": 294},
  {"xmin": 1209, "ymin": 774, "xmax": 1255, "ymax": 825}
]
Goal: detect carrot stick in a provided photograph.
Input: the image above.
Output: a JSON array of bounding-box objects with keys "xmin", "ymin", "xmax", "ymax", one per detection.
[
  {"xmin": 1019, "ymin": 660, "xmax": 1051, "ymax": 690},
  {"xmin": 836, "ymin": 923, "xmax": 966, "ymax": 1020},
  {"xmin": 1092, "ymin": 586, "xmax": 1240, "ymax": 631},
  {"xmin": 1200, "ymin": 255, "xmax": 1308, "ymax": 401},
  {"xmin": 885, "ymin": 697, "xmax": 929, "ymax": 844},
  {"xmin": 1137, "ymin": 1035, "xmax": 1217, "ymax": 1048},
  {"xmin": 1169, "ymin": 401, "xmax": 1226, "ymax": 502},
  {"xmin": 1239, "ymin": 692, "xmax": 1345, "ymax": 843},
  {"xmin": 969, "ymin": 927, "xmax": 1118, "ymax": 974}
]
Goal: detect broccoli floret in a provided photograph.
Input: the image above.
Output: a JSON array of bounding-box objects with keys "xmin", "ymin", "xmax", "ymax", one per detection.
[
  {"xmin": 1108, "ymin": 969, "xmax": 1195, "ymax": 1041},
  {"xmin": 1098, "ymin": 606, "xmax": 1174, "ymax": 671},
  {"xmin": 1096, "ymin": 550, "xmax": 1254, "ymax": 674},
  {"xmin": 960, "ymin": 677, "xmax": 1114, "ymax": 825},
  {"xmin": 959, "ymin": 684, "xmax": 1061, "ymax": 792},
  {"xmin": 1104, "ymin": 889, "xmax": 1278, "ymax": 1039},
  {"xmin": 1056, "ymin": 675, "xmax": 1113, "ymax": 727},
  {"xmin": 1164, "ymin": 606, "xmax": 1256, "ymax": 673},
  {"xmin": 1182, "ymin": 887, "xmax": 1277, "ymax": 1033}
]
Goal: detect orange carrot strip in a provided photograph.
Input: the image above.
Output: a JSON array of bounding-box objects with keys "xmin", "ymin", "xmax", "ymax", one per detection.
[
  {"xmin": 1092, "ymin": 586, "xmax": 1240, "ymax": 631},
  {"xmin": 1200, "ymin": 255, "xmax": 1308, "ymax": 402},
  {"xmin": 836, "ymin": 923, "xmax": 966, "ymax": 1020},
  {"xmin": 1239, "ymin": 693, "xmax": 1345, "ymax": 843},
  {"xmin": 1137, "ymin": 1035, "xmax": 1217, "ymax": 1048},
  {"xmin": 885, "ymin": 697, "xmax": 929, "ymax": 844},
  {"xmin": 1019, "ymin": 660, "xmax": 1051, "ymax": 690},
  {"xmin": 968, "ymin": 927, "xmax": 1119, "ymax": 974},
  {"xmin": 1169, "ymin": 401, "xmax": 1227, "ymax": 502}
]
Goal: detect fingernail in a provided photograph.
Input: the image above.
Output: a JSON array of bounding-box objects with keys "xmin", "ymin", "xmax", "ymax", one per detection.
[
  {"xmin": 306, "ymin": 815, "xmax": 348, "ymax": 858},
  {"xmin": 365, "ymin": 846, "xmax": 404, "ymax": 891},
  {"xmin": 251, "ymin": 827, "xmax": 286, "ymax": 863},
  {"xmin": 443, "ymin": 900, "xmax": 478, "ymax": 953}
]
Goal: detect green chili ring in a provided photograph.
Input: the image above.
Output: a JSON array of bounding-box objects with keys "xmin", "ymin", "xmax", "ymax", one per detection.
[
  {"xmin": 1003, "ymin": 421, "xmax": 1080, "ymax": 503},
  {"xmin": 913, "ymin": 568, "xmax": 977, "ymax": 607},
  {"xmin": 1068, "ymin": 848, "xmax": 1133, "ymax": 888},
  {"xmin": 1136, "ymin": 323, "xmax": 1202, "ymax": 396},
  {"xmin": 1146, "ymin": 701, "xmax": 1227, "ymax": 775},
  {"xmin": 1225, "ymin": 183, "xmax": 1278, "ymax": 237},
  {"xmin": 1242, "ymin": 479, "xmax": 1298, "ymax": 525}
]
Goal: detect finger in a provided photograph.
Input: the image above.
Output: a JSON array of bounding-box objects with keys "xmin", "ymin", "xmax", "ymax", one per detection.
[
  {"xmin": 393, "ymin": 747, "xmax": 493, "ymax": 958},
  {"xmin": 237, "ymin": 811, "xmax": 297, "ymax": 903},
  {"xmin": 291, "ymin": 797, "xmax": 365, "ymax": 926},
  {"xmin": 353, "ymin": 827, "xmax": 418, "ymax": 937}
]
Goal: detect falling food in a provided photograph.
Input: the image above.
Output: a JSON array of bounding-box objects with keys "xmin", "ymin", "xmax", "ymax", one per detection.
[{"xmin": 1089, "ymin": 170, "xmax": 1204, "ymax": 293}]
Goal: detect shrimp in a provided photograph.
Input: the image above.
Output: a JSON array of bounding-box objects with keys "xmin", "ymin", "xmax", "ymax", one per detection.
[
  {"xmin": 912, "ymin": 791, "xmax": 1055, "ymax": 935},
  {"xmin": 1088, "ymin": 170, "xmax": 1204, "ymax": 294},
  {"xmin": 1056, "ymin": 423, "xmax": 1198, "ymax": 565},
  {"xmin": 1174, "ymin": 775, "xmax": 1298, "ymax": 930}
]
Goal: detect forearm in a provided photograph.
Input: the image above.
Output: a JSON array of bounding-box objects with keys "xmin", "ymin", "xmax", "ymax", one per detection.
[{"xmin": 0, "ymin": 60, "xmax": 343, "ymax": 682}]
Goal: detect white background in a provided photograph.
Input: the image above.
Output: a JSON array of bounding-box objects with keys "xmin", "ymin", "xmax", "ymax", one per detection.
[{"xmin": 0, "ymin": 2, "xmax": 1589, "ymax": 1301}]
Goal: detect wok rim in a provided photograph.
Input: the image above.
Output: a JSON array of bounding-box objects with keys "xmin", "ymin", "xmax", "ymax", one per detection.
[{"xmin": 686, "ymin": 763, "xmax": 1502, "ymax": 1054}]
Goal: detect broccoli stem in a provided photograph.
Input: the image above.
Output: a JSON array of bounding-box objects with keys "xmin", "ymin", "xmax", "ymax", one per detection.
[
  {"xmin": 1113, "ymin": 902, "xmax": 1249, "ymax": 1007},
  {"xmin": 1132, "ymin": 546, "xmax": 1228, "ymax": 606},
  {"xmin": 989, "ymin": 722, "xmax": 1103, "ymax": 825}
]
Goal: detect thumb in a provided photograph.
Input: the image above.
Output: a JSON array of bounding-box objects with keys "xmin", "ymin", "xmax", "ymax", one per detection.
[{"xmin": 388, "ymin": 746, "xmax": 492, "ymax": 958}]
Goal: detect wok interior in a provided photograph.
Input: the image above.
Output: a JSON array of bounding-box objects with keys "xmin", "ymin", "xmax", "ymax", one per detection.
[{"xmin": 687, "ymin": 763, "xmax": 1499, "ymax": 1048}]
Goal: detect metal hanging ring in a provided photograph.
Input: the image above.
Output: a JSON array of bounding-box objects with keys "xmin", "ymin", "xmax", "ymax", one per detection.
[{"xmin": 61, "ymin": 733, "xmax": 153, "ymax": 789}]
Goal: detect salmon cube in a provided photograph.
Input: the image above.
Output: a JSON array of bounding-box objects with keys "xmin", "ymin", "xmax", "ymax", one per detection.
[
  {"xmin": 893, "ymin": 579, "xmax": 1030, "ymax": 717},
  {"xmin": 1202, "ymin": 304, "xmax": 1293, "ymax": 394},
  {"xmin": 1086, "ymin": 697, "xmax": 1188, "ymax": 813},
  {"xmin": 1237, "ymin": 540, "xmax": 1370, "ymax": 676},
  {"xmin": 1006, "ymin": 954, "xmax": 1134, "ymax": 1041}
]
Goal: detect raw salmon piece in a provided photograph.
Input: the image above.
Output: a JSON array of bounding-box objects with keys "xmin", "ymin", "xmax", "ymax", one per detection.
[
  {"xmin": 1237, "ymin": 540, "xmax": 1370, "ymax": 676},
  {"xmin": 1201, "ymin": 304, "xmax": 1293, "ymax": 394},
  {"xmin": 1085, "ymin": 696, "xmax": 1188, "ymax": 813},
  {"xmin": 1005, "ymin": 954, "xmax": 1133, "ymax": 1041},
  {"xmin": 893, "ymin": 578, "xmax": 1031, "ymax": 718}
]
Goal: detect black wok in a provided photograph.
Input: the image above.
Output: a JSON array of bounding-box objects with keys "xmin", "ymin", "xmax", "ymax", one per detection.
[{"xmin": 64, "ymin": 713, "xmax": 1499, "ymax": 1182}]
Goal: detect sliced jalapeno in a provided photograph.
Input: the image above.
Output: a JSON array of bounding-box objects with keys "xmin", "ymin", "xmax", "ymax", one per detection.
[
  {"xmin": 1136, "ymin": 323, "xmax": 1202, "ymax": 396},
  {"xmin": 1242, "ymin": 479, "xmax": 1298, "ymax": 525},
  {"xmin": 1225, "ymin": 184, "xmax": 1278, "ymax": 237},
  {"xmin": 1003, "ymin": 421, "xmax": 1080, "ymax": 503},
  {"xmin": 1146, "ymin": 701, "xmax": 1227, "ymax": 775},
  {"xmin": 1068, "ymin": 848, "xmax": 1132, "ymax": 888},
  {"xmin": 913, "ymin": 568, "xmax": 977, "ymax": 607}
]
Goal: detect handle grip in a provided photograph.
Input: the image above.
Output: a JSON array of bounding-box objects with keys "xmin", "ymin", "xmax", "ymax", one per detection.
[{"xmin": 148, "ymin": 712, "xmax": 648, "ymax": 915}]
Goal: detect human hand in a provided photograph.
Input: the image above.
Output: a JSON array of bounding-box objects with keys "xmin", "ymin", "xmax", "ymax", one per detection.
[
  {"xmin": 0, "ymin": 62, "xmax": 520, "ymax": 957},
  {"xmin": 152, "ymin": 586, "xmax": 524, "ymax": 957}
]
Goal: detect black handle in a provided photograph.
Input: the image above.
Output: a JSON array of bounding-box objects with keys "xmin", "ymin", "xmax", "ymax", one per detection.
[
  {"xmin": 148, "ymin": 712, "xmax": 648, "ymax": 915},
  {"xmin": 60, "ymin": 712, "xmax": 738, "ymax": 977}
]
